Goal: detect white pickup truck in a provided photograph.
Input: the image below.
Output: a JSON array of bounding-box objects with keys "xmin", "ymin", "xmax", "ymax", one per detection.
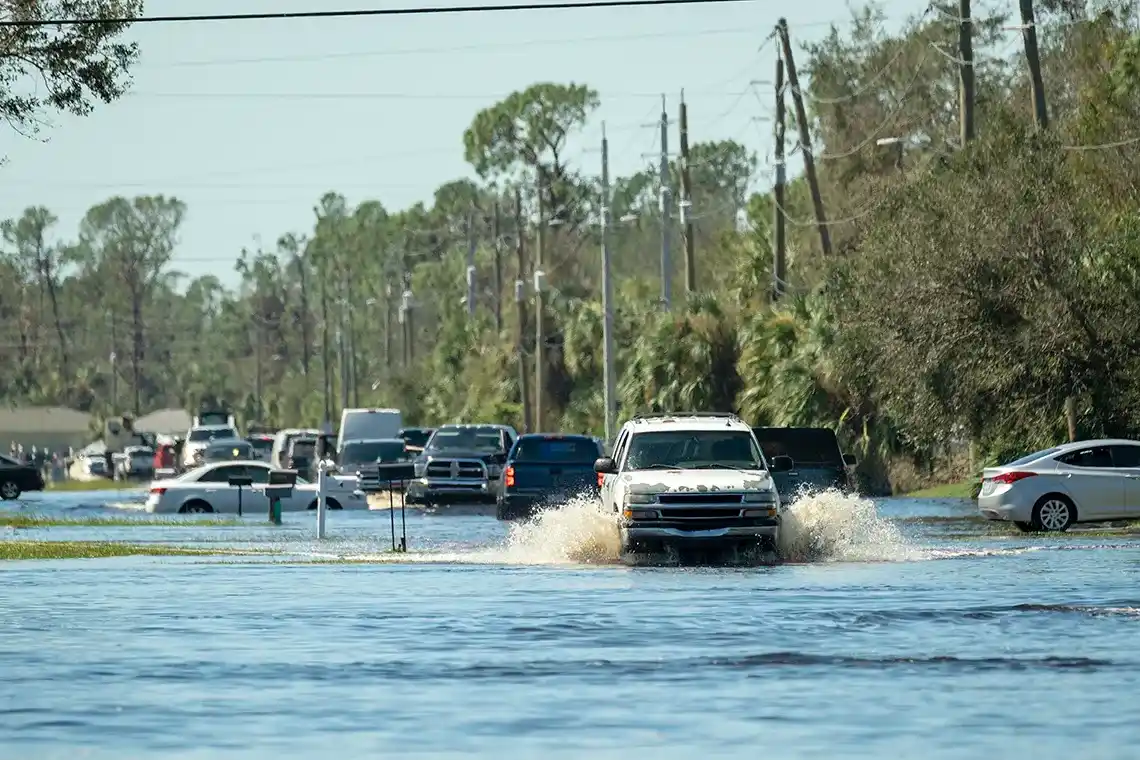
[{"xmin": 594, "ymin": 412, "xmax": 792, "ymax": 561}]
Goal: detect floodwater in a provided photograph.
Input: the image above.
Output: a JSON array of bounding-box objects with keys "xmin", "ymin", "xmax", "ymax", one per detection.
[{"xmin": 3, "ymin": 488, "xmax": 1140, "ymax": 759}]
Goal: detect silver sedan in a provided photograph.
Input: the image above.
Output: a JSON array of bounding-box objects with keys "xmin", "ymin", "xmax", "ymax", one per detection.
[{"xmin": 977, "ymin": 439, "xmax": 1140, "ymax": 532}]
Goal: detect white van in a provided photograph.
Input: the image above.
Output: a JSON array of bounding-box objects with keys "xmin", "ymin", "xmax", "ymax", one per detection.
[{"xmin": 338, "ymin": 408, "xmax": 402, "ymax": 451}]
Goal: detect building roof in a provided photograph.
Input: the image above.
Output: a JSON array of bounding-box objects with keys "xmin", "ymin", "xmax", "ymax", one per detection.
[{"xmin": 0, "ymin": 406, "xmax": 93, "ymax": 434}]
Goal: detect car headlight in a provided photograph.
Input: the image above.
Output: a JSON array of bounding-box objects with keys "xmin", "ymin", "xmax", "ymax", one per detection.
[
  {"xmin": 624, "ymin": 492, "xmax": 655, "ymax": 505},
  {"xmin": 743, "ymin": 490, "xmax": 775, "ymax": 503}
]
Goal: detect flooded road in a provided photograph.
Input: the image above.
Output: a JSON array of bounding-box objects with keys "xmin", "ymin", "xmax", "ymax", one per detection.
[{"xmin": 3, "ymin": 489, "xmax": 1139, "ymax": 759}]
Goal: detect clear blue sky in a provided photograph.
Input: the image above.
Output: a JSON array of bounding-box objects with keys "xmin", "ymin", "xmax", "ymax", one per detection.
[{"xmin": 0, "ymin": 0, "xmax": 919, "ymax": 285}]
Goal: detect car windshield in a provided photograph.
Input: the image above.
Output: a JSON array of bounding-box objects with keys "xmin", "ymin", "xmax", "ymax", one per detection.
[
  {"xmin": 341, "ymin": 440, "xmax": 407, "ymax": 465},
  {"xmin": 400, "ymin": 429, "xmax": 432, "ymax": 448},
  {"xmin": 291, "ymin": 440, "xmax": 316, "ymax": 458},
  {"xmin": 207, "ymin": 442, "xmax": 251, "ymax": 458},
  {"xmin": 427, "ymin": 429, "xmax": 503, "ymax": 453},
  {"xmin": 625, "ymin": 430, "xmax": 764, "ymax": 471},
  {"xmin": 512, "ymin": 436, "xmax": 599, "ymax": 463},
  {"xmin": 1005, "ymin": 447, "xmax": 1062, "ymax": 467},
  {"xmin": 189, "ymin": 427, "xmax": 237, "ymax": 443}
]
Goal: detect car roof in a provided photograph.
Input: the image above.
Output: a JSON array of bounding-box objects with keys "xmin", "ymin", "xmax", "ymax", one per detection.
[
  {"xmin": 516, "ymin": 433, "xmax": 595, "ymax": 440},
  {"xmin": 343, "ymin": 437, "xmax": 405, "ymax": 445}
]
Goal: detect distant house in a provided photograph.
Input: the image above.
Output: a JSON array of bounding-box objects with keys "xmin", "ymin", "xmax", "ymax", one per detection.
[
  {"xmin": 0, "ymin": 406, "xmax": 94, "ymax": 453},
  {"xmin": 134, "ymin": 408, "xmax": 193, "ymax": 437}
]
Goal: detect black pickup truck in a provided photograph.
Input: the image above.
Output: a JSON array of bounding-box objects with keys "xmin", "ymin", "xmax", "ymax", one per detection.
[
  {"xmin": 496, "ymin": 434, "xmax": 603, "ymax": 520},
  {"xmin": 752, "ymin": 426, "xmax": 857, "ymax": 504}
]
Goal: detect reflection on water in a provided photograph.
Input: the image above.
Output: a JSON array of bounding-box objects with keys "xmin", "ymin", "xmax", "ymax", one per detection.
[{"xmin": 3, "ymin": 489, "xmax": 1140, "ymax": 759}]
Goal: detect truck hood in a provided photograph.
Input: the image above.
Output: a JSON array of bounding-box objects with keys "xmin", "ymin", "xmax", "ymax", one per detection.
[{"xmin": 622, "ymin": 469, "xmax": 775, "ymax": 494}]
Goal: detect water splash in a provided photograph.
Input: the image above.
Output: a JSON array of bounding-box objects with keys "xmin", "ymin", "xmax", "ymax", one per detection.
[
  {"xmin": 777, "ymin": 488, "xmax": 920, "ymax": 563},
  {"xmin": 498, "ymin": 495, "xmax": 623, "ymax": 565}
]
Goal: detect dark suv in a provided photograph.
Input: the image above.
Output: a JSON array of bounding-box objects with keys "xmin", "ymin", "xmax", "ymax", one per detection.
[{"xmin": 752, "ymin": 427, "xmax": 857, "ymax": 503}]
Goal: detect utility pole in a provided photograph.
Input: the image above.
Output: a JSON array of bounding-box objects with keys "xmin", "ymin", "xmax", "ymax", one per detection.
[
  {"xmin": 678, "ymin": 91, "xmax": 696, "ymax": 295},
  {"xmin": 492, "ymin": 201, "xmax": 503, "ymax": 333},
  {"xmin": 1019, "ymin": 0, "xmax": 1049, "ymax": 129},
  {"xmin": 337, "ymin": 326, "xmax": 348, "ymax": 415},
  {"xmin": 514, "ymin": 187, "xmax": 533, "ymax": 433},
  {"xmin": 384, "ymin": 280, "xmax": 393, "ymax": 372},
  {"xmin": 958, "ymin": 0, "xmax": 975, "ymax": 145},
  {"xmin": 773, "ymin": 49, "xmax": 787, "ymax": 301},
  {"xmin": 777, "ymin": 18, "xmax": 832, "ymax": 257},
  {"xmin": 658, "ymin": 94, "xmax": 673, "ymax": 308},
  {"xmin": 534, "ymin": 179, "xmax": 546, "ymax": 433},
  {"xmin": 465, "ymin": 207, "xmax": 477, "ymax": 320},
  {"xmin": 1016, "ymin": 0, "xmax": 1063, "ymax": 436},
  {"xmin": 319, "ymin": 279, "xmax": 332, "ymax": 428},
  {"xmin": 600, "ymin": 124, "xmax": 617, "ymax": 447},
  {"xmin": 253, "ymin": 321, "xmax": 263, "ymax": 422}
]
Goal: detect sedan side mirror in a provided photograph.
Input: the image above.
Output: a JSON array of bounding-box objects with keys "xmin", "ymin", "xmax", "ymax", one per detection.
[
  {"xmin": 593, "ymin": 457, "xmax": 617, "ymax": 474},
  {"xmin": 770, "ymin": 455, "xmax": 794, "ymax": 473},
  {"xmin": 842, "ymin": 453, "xmax": 858, "ymax": 467}
]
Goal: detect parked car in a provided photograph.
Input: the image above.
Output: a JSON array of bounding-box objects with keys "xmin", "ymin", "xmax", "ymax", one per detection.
[
  {"xmin": 752, "ymin": 427, "xmax": 857, "ymax": 502},
  {"xmin": 978, "ymin": 439, "xmax": 1140, "ymax": 532},
  {"xmin": 0, "ymin": 454, "xmax": 46, "ymax": 500},
  {"xmin": 144, "ymin": 460, "xmax": 368, "ymax": 514},
  {"xmin": 497, "ymin": 434, "xmax": 603, "ymax": 520}
]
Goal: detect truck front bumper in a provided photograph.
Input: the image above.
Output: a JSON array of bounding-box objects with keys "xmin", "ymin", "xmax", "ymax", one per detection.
[
  {"xmin": 622, "ymin": 519, "xmax": 779, "ymax": 550},
  {"xmin": 407, "ymin": 477, "xmax": 494, "ymax": 504}
]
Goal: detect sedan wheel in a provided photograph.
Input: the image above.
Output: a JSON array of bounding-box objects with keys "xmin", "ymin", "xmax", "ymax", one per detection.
[
  {"xmin": 1033, "ymin": 497, "xmax": 1075, "ymax": 532},
  {"xmin": 0, "ymin": 481, "xmax": 19, "ymax": 500}
]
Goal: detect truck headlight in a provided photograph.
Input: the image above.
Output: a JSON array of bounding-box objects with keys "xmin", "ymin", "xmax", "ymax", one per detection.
[
  {"xmin": 487, "ymin": 464, "xmax": 501, "ymax": 477},
  {"xmin": 624, "ymin": 492, "xmax": 655, "ymax": 505},
  {"xmin": 623, "ymin": 507, "xmax": 659, "ymax": 520},
  {"xmin": 413, "ymin": 460, "xmax": 427, "ymax": 477},
  {"xmin": 743, "ymin": 490, "xmax": 774, "ymax": 503}
]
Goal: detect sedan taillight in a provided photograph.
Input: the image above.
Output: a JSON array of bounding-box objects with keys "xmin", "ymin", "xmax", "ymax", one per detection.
[{"xmin": 992, "ymin": 471, "xmax": 1036, "ymax": 485}]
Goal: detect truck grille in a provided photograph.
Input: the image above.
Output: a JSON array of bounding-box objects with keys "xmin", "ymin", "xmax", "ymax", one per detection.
[
  {"xmin": 659, "ymin": 507, "xmax": 744, "ymax": 519},
  {"xmin": 658, "ymin": 492, "xmax": 744, "ymax": 505},
  {"xmin": 425, "ymin": 459, "xmax": 486, "ymax": 479}
]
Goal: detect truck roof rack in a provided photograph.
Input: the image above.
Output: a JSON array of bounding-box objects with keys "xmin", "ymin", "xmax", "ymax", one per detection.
[{"xmin": 631, "ymin": 412, "xmax": 742, "ymax": 421}]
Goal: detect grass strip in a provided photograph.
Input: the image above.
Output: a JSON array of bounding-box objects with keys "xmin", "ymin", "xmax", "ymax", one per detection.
[
  {"xmin": 903, "ymin": 481, "xmax": 977, "ymax": 499},
  {"xmin": 0, "ymin": 541, "xmax": 237, "ymax": 560},
  {"xmin": 0, "ymin": 514, "xmax": 241, "ymax": 528},
  {"xmin": 45, "ymin": 479, "xmax": 143, "ymax": 492}
]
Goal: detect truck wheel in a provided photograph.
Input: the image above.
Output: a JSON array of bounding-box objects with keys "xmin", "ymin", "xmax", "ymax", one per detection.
[{"xmin": 0, "ymin": 481, "xmax": 20, "ymax": 500}]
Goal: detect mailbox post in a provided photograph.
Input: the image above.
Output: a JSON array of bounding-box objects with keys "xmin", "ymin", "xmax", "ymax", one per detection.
[
  {"xmin": 265, "ymin": 469, "xmax": 297, "ymax": 525},
  {"xmin": 227, "ymin": 474, "xmax": 254, "ymax": 517}
]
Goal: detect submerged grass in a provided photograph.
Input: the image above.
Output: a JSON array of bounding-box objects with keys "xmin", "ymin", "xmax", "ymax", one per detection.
[
  {"xmin": 0, "ymin": 514, "xmax": 241, "ymax": 528},
  {"xmin": 0, "ymin": 541, "xmax": 237, "ymax": 561}
]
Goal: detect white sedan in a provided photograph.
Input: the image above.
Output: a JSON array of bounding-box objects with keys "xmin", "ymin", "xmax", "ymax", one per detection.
[
  {"xmin": 978, "ymin": 438, "xmax": 1140, "ymax": 532},
  {"xmin": 145, "ymin": 460, "xmax": 368, "ymax": 514}
]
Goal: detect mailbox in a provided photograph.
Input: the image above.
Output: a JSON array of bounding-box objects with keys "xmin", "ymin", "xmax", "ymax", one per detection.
[
  {"xmin": 266, "ymin": 468, "xmax": 298, "ymax": 501},
  {"xmin": 227, "ymin": 475, "xmax": 254, "ymax": 488},
  {"xmin": 375, "ymin": 461, "xmax": 415, "ymax": 484}
]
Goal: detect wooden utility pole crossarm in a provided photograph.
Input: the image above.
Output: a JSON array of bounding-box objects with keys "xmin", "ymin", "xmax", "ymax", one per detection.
[{"xmin": 776, "ymin": 17, "xmax": 832, "ymax": 257}]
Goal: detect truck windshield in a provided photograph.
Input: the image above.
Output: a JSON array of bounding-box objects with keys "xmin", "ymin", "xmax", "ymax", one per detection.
[
  {"xmin": 512, "ymin": 437, "xmax": 599, "ymax": 463},
  {"xmin": 625, "ymin": 430, "xmax": 764, "ymax": 471},
  {"xmin": 341, "ymin": 440, "xmax": 407, "ymax": 465},
  {"xmin": 427, "ymin": 429, "xmax": 503, "ymax": 453}
]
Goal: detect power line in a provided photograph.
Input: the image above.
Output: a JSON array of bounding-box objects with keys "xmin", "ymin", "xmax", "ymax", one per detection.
[
  {"xmin": 0, "ymin": 0, "xmax": 758, "ymax": 28},
  {"xmin": 147, "ymin": 26, "xmax": 756, "ymax": 68}
]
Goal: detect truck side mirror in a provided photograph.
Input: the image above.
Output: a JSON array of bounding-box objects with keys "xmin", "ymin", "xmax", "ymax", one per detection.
[
  {"xmin": 593, "ymin": 457, "xmax": 617, "ymax": 474},
  {"xmin": 770, "ymin": 455, "xmax": 794, "ymax": 473},
  {"xmin": 842, "ymin": 453, "xmax": 858, "ymax": 467}
]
